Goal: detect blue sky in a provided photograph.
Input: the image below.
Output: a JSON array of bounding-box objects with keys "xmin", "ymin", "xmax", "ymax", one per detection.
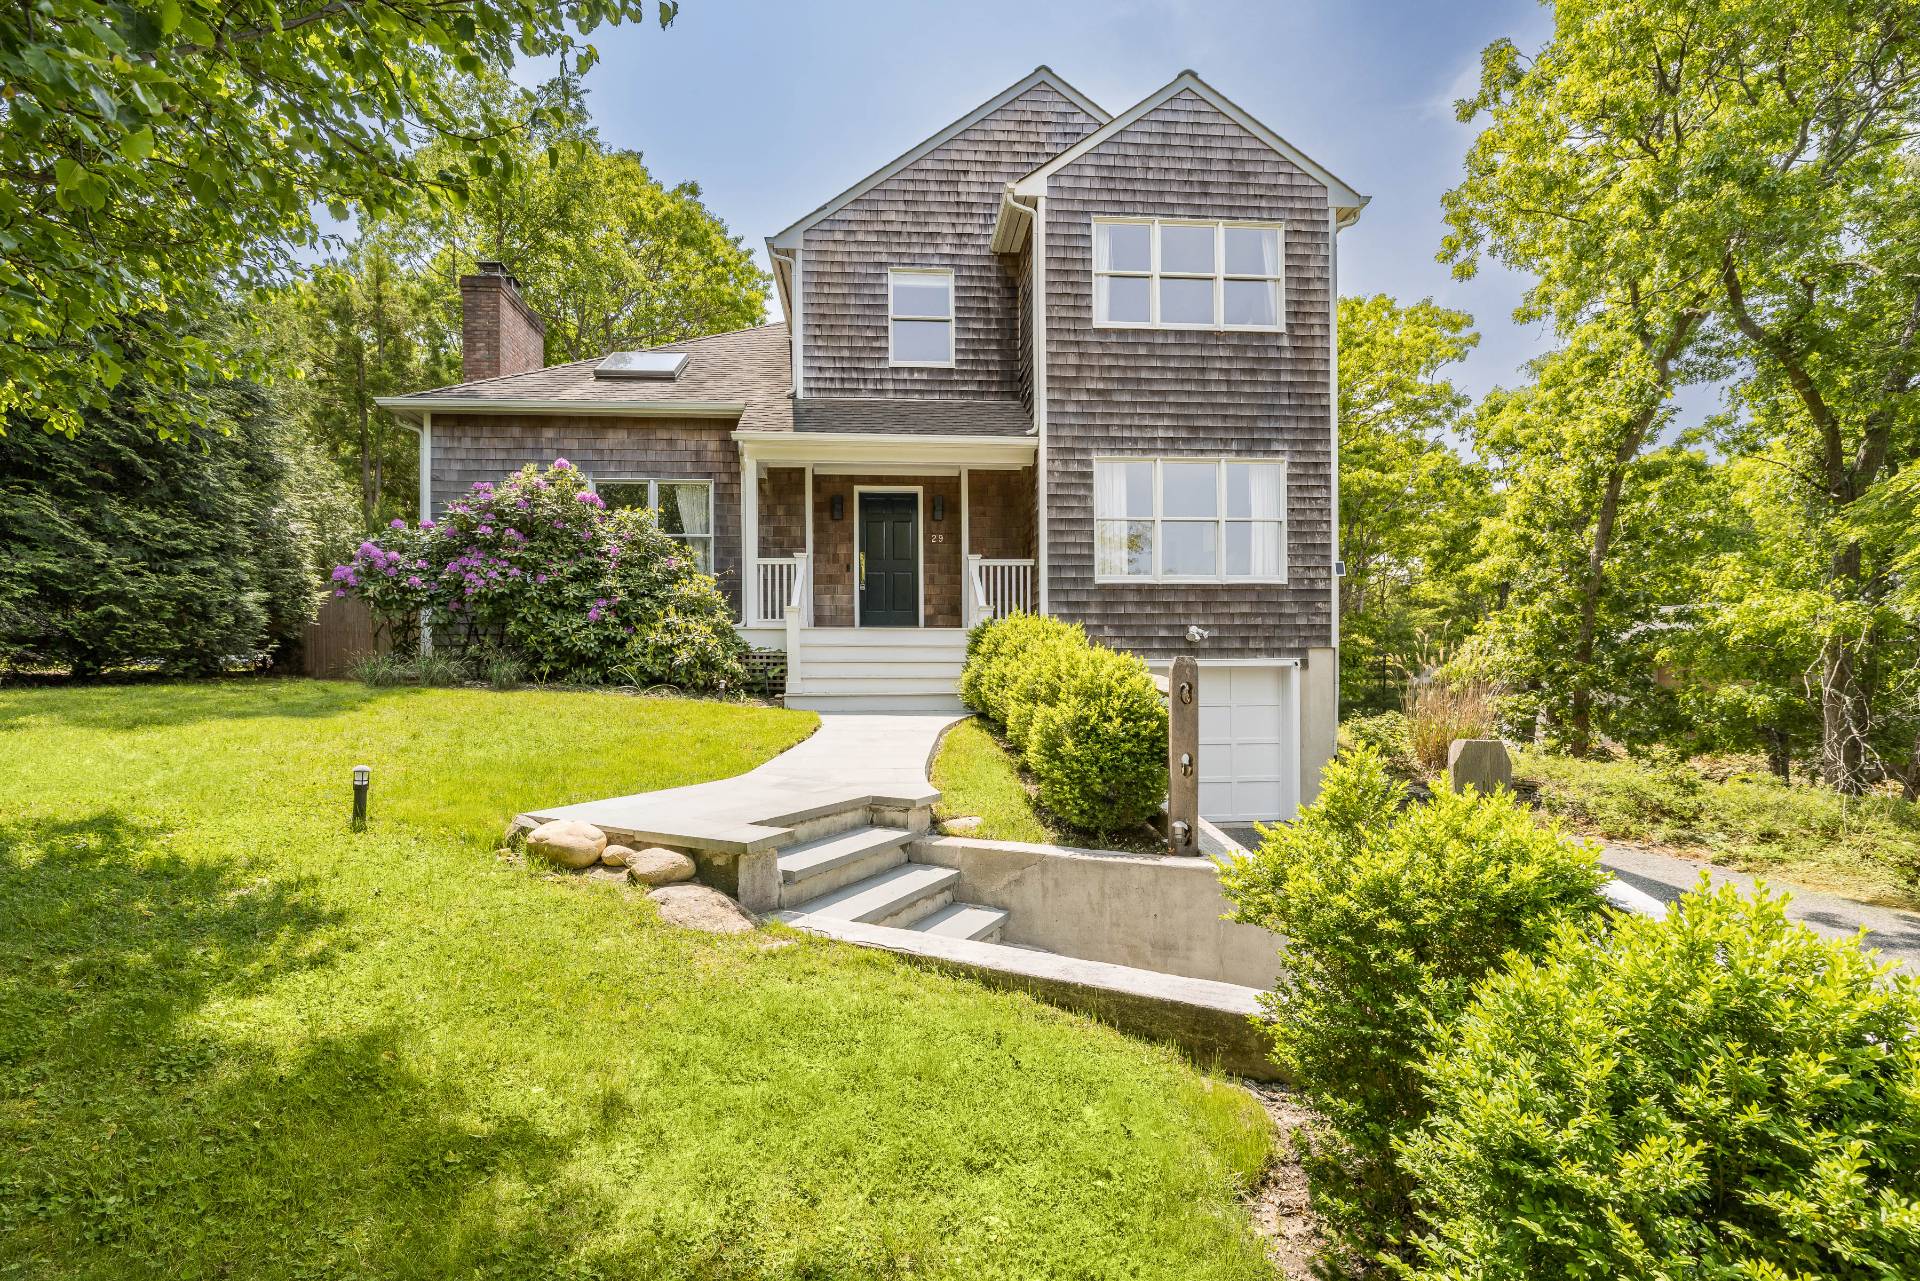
[{"xmin": 531, "ymin": 0, "xmax": 1559, "ymax": 402}]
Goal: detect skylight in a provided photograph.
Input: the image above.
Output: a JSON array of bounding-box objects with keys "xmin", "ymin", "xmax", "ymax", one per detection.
[{"xmin": 594, "ymin": 351, "xmax": 689, "ymax": 380}]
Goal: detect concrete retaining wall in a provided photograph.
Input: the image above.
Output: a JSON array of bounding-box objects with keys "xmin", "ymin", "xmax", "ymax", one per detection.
[{"xmin": 907, "ymin": 835, "xmax": 1284, "ymax": 988}]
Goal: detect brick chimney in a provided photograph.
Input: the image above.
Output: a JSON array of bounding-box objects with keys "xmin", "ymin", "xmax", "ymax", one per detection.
[{"xmin": 459, "ymin": 261, "xmax": 546, "ymax": 383}]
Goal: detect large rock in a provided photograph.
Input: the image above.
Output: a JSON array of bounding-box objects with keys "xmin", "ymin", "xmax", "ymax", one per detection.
[
  {"xmin": 648, "ymin": 884, "xmax": 756, "ymax": 934},
  {"xmin": 601, "ymin": 844, "xmax": 635, "ymax": 868},
  {"xmin": 525, "ymin": 819, "xmax": 607, "ymax": 869},
  {"xmin": 1447, "ymin": 738, "xmax": 1513, "ymax": 795},
  {"xmin": 626, "ymin": 846, "xmax": 697, "ymax": 886}
]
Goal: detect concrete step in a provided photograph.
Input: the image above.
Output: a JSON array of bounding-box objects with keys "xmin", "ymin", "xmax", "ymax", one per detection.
[
  {"xmin": 787, "ymin": 862, "xmax": 959, "ymax": 928},
  {"xmin": 786, "ymin": 692, "xmax": 967, "ymax": 714},
  {"xmin": 798, "ymin": 629, "xmax": 968, "ymax": 650},
  {"xmin": 776, "ymin": 825, "xmax": 912, "ymax": 904},
  {"xmin": 788, "ymin": 675, "xmax": 961, "ymax": 695},
  {"xmin": 909, "ymin": 901, "xmax": 1008, "ymax": 943}
]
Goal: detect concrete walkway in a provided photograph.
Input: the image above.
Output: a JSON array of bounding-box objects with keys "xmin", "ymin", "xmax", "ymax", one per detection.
[
  {"xmin": 1598, "ymin": 842, "xmax": 1920, "ymax": 975},
  {"xmin": 521, "ymin": 712, "xmax": 964, "ymax": 854}
]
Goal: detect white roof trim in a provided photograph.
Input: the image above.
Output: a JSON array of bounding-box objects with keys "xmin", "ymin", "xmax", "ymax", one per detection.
[
  {"xmin": 1010, "ymin": 70, "xmax": 1369, "ymax": 221},
  {"xmin": 375, "ymin": 397, "xmax": 745, "ymax": 419},
  {"xmin": 766, "ymin": 66, "xmax": 1109, "ymax": 250},
  {"xmin": 733, "ymin": 429, "xmax": 1037, "ymax": 467}
]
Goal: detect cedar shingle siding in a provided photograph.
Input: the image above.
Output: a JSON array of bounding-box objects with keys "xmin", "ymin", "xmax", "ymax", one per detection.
[
  {"xmin": 1042, "ymin": 89, "xmax": 1335, "ymax": 662},
  {"xmin": 800, "ymin": 83, "xmax": 1101, "ymax": 398},
  {"xmin": 429, "ymin": 413, "xmax": 744, "ymax": 613}
]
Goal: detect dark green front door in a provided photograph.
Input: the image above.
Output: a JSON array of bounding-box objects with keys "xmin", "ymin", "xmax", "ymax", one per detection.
[{"xmin": 859, "ymin": 492, "xmax": 919, "ymax": 627}]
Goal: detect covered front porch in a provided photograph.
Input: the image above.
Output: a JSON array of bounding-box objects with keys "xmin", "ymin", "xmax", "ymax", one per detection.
[{"xmin": 736, "ymin": 432, "xmax": 1038, "ymax": 642}]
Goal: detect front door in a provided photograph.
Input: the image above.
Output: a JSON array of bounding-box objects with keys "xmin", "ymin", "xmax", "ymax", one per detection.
[{"xmin": 858, "ymin": 492, "xmax": 919, "ymax": 627}]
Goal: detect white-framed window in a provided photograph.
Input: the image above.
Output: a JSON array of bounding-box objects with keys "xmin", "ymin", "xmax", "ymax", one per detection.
[
  {"xmin": 888, "ymin": 267, "xmax": 955, "ymax": 367},
  {"xmin": 595, "ymin": 478, "xmax": 715, "ymax": 572},
  {"xmin": 1094, "ymin": 458, "xmax": 1286, "ymax": 582},
  {"xmin": 1093, "ymin": 219, "xmax": 1284, "ymax": 331}
]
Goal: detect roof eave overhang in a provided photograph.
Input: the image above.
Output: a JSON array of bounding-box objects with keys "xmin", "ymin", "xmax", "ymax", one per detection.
[
  {"xmin": 1009, "ymin": 70, "xmax": 1369, "ymax": 218},
  {"xmin": 375, "ymin": 397, "xmax": 746, "ymax": 420},
  {"xmin": 767, "ymin": 66, "xmax": 1109, "ymax": 251},
  {"xmin": 732, "ymin": 429, "xmax": 1037, "ymax": 467}
]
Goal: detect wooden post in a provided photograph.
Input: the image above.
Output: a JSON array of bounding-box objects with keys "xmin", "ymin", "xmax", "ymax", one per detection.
[{"xmin": 1168, "ymin": 655, "xmax": 1199, "ymax": 856}]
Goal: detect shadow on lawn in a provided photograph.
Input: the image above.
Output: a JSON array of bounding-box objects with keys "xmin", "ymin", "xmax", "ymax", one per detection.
[
  {"xmin": 0, "ymin": 811, "xmax": 697, "ymax": 1277},
  {"xmin": 0, "ymin": 676, "xmax": 385, "ymax": 734}
]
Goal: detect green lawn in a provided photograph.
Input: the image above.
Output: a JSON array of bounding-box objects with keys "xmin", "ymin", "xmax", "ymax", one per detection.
[
  {"xmin": 0, "ymin": 680, "xmax": 1272, "ymax": 1279},
  {"xmin": 1516, "ymin": 749, "xmax": 1920, "ymax": 910},
  {"xmin": 929, "ymin": 718, "xmax": 1163, "ymax": 854}
]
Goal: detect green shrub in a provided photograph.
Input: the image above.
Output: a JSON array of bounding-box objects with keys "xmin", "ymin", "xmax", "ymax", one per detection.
[
  {"xmin": 960, "ymin": 614, "xmax": 1165, "ymax": 835},
  {"xmin": 1398, "ymin": 882, "xmax": 1920, "ymax": 1280},
  {"xmin": 1026, "ymin": 647, "xmax": 1169, "ymax": 833},
  {"xmin": 1218, "ymin": 748, "xmax": 1609, "ymax": 1267},
  {"xmin": 1340, "ymin": 710, "xmax": 1413, "ymax": 769}
]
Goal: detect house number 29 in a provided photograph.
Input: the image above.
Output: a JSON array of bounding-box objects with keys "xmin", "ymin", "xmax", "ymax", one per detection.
[{"xmin": 929, "ymin": 533, "xmax": 945, "ymax": 544}]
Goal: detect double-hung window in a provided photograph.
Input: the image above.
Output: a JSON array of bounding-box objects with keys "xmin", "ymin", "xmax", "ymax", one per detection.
[
  {"xmin": 1094, "ymin": 459, "xmax": 1286, "ymax": 582},
  {"xmin": 888, "ymin": 267, "xmax": 955, "ymax": 366},
  {"xmin": 1093, "ymin": 219, "xmax": 1284, "ymax": 330},
  {"xmin": 595, "ymin": 478, "xmax": 715, "ymax": 572}
]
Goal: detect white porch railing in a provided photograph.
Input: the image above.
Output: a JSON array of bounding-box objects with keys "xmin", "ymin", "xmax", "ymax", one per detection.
[
  {"xmin": 752, "ymin": 556, "xmax": 800, "ymax": 626},
  {"xmin": 967, "ymin": 556, "xmax": 1036, "ymax": 624},
  {"xmin": 783, "ymin": 554, "xmax": 810, "ymax": 692}
]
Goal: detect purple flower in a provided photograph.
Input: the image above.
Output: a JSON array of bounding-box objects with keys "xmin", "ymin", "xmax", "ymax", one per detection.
[
  {"xmin": 406, "ymin": 575, "xmax": 423, "ymax": 588},
  {"xmin": 475, "ymin": 524, "xmax": 493, "ymax": 535},
  {"xmin": 587, "ymin": 607, "xmax": 602, "ymax": 622},
  {"xmin": 333, "ymin": 588, "xmax": 347, "ymax": 598},
  {"xmin": 552, "ymin": 458, "xmax": 571, "ymax": 471},
  {"xmin": 420, "ymin": 519, "xmax": 435, "ymax": 530},
  {"xmin": 330, "ymin": 565, "xmax": 350, "ymax": 582},
  {"xmin": 535, "ymin": 573, "xmax": 548, "ymax": 585},
  {"xmin": 389, "ymin": 518, "xmax": 406, "ymax": 530},
  {"xmin": 594, "ymin": 598, "xmax": 608, "ymax": 608}
]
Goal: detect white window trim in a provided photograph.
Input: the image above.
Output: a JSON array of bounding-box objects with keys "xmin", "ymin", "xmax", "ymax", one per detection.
[
  {"xmin": 591, "ymin": 476, "xmax": 717, "ymax": 570},
  {"xmin": 886, "ymin": 266, "xmax": 956, "ymax": 368},
  {"xmin": 1091, "ymin": 218, "xmax": 1286, "ymax": 333},
  {"xmin": 1093, "ymin": 457, "xmax": 1288, "ymax": 585}
]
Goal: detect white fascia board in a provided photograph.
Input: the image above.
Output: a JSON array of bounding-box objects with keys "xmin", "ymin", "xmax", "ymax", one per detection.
[
  {"xmin": 374, "ymin": 398, "xmax": 745, "ymax": 419},
  {"xmin": 767, "ymin": 66, "xmax": 1109, "ymax": 250},
  {"xmin": 1011, "ymin": 70, "xmax": 1370, "ymax": 221},
  {"xmin": 730, "ymin": 430, "xmax": 1037, "ymax": 468}
]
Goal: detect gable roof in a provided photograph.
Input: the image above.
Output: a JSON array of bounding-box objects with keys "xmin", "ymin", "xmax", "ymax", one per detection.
[
  {"xmin": 1008, "ymin": 70, "xmax": 1368, "ymax": 225},
  {"xmin": 764, "ymin": 66, "xmax": 1109, "ymax": 252},
  {"xmin": 375, "ymin": 323, "xmax": 795, "ymax": 432}
]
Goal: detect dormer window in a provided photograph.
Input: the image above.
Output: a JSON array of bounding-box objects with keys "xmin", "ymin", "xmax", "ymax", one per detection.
[
  {"xmin": 1093, "ymin": 219, "xmax": 1284, "ymax": 331},
  {"xmin": 888, "ymin": 267, "xmax": 955, "ymax": 367}
]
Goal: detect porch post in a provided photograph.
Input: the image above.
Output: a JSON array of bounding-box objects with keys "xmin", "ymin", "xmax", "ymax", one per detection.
[
  {"xmin": 802, "ymin": 464, "xmax": 814, "ymax": 625},
  {"xmin": 959, "ymin": 467, "xmax": 971, "ymax": 563},
  {"xmin": 739, "ymin": 442, "xmax": 759, "ymax": 625}
]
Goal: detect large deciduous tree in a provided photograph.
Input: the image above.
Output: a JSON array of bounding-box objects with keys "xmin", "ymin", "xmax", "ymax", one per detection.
[
  {"xmin": 1336, "ymin": 295, "xmax": 1494, "ymax": 711},
  {"xmin": 1447, "ymin": 0, "xmax": 1920, "ymax": 790},
  {"xmin": 0, "ymin": 0, "xmax": 682, "ymax": 441}
]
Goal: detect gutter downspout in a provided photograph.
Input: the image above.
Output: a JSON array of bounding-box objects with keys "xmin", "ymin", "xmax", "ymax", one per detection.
[
  {"xmin": 1006, "ymin": 188, "xmax": 1048, "ymax": 616},
  {"xmin": 768, "ymin": 245, "xmax": 803, "ymax": 399}
]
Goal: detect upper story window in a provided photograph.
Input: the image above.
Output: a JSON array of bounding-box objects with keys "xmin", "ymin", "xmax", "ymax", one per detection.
[
  {"xmin": 888, "ymin": 267, "xmax": 955, "ymax": 367},
  {"xmin": 1094, "ymin": 458, "xmax": 1286, "ymax": 583},
  {"xmin": 1093, "ymin": 219, "xmax": 1284, "ymax": 331},
  {"xmin": 595, "ymin": 478, "xmax": 714, "ymax": 572}
]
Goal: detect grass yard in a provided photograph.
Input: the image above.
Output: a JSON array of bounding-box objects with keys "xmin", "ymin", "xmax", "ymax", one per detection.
[
  {"xmin": 930, "ymin": 718, "xmax": 1163, "ymax": 854},
  {"xmin": 0, "ymin": 680, "xmax": 1274, "ymax": 1279},
  {"xmin": 1516, "ymin": 749, "xmax": 1920, "ymax": 910}
]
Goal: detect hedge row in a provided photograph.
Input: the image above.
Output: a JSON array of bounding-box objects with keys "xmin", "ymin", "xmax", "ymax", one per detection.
[{"xmin": 959, "ymin": 613, "xmax": 1168, "ymax": 834}]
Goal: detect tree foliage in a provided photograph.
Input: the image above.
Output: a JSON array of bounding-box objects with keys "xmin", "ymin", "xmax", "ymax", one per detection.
[{"xmin": 0, "ymin": 0, "xmax": 681, "ymax": 440}]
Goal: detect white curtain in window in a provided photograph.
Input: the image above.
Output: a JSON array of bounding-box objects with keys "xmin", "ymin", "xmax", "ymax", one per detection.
[
  {"xmin": 1094, "ymin": 461, "xmax": 1130, "ymax": 576},
  {"xmin": 661, "ymin": 482, "xmax": 710, "ymax": 535},
  {"xmin": 1248, "ymin": 464, "xmax": 1283, "ymax": 576}
]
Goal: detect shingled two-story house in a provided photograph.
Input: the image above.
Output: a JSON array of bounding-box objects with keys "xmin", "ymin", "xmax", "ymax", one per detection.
[{"xmin": 380, "ymin": 67, "xmax": 1366, "ymax": 823}]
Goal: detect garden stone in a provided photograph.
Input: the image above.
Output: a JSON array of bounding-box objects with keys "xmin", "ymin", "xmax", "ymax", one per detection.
[
  {"xmin": 1446, "ymin": 739, "xmax": 1512, "ymax": 795},
  {"xmin": 626, "ymin": 847, "xmax": 697, "ymax": 886},
  {"xmin": 941, "ymin": 816, "xmax": 982, "ymax": 834},
  {"xmin": 647, "ymin": 884, "xmax": 756, "ymax": 934},
  {"xmin": 602, "ymin": 844, "xmax": 636, "ymax": 868},
  {"xmin": 526, "ymin": 819, "xmax": 607, "ymax": 869}
]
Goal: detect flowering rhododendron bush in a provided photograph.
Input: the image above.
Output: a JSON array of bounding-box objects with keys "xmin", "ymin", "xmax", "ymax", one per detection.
[{"xmin": 334, "ymin": 459, "xmax": 744, "ymax": 690}]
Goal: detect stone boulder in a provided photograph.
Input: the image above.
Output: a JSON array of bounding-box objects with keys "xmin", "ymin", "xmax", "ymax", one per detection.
[
  {"xmin": 647, "ymin": 883, "xmax": 756, "ymax": 934},
  {"xmin": 1447, "ymin": 738, "xmax": 1513, "ymax": 795},
  {"xmin": 602, "ymin": 844, "xmax": 635, "ymax": 868},
  {"xmin": 525, "ymin": 819, "xmax": 607, "ymax": 869},
  {"xmin": 625, "ymin": 846, "xmax": 697, "ymax": 886}
]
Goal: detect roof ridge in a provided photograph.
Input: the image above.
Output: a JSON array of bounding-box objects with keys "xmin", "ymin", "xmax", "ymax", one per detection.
[
  {"xmin": 395, "ymin": 322, "xmax": 787, "ymax": 399},
  {"xmin": 650, "ymin": 321, "xmax": 788, "ymax": 351}
]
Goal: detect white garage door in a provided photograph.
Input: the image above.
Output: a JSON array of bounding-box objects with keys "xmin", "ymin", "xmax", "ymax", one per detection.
[{"xmin": 1197, "ymin": 664, "xmax": 1298, "ymax": 823}]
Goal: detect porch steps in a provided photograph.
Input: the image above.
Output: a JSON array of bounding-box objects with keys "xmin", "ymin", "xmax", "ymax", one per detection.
[{"xmin": 785, "ymin": 626, "xmax": 968, "ymax": 714}]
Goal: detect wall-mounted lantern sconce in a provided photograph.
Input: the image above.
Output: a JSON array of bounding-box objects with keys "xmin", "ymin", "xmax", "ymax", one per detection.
[
  {"xmin": 931, "ymin": 495, "xmax": 945, "ymax": 522},
  {"xmin": 830, "ymin": 494, "xmax": 845, "ymax": 521}
]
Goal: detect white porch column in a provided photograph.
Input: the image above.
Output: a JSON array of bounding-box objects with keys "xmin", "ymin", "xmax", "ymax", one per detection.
[
  {"xmin": 739, "ymin": 442, "xmax": 759, "ymax": 625},
  {"xmin": 802, "ymin": 464, "xmax": 815, "ymax": 625}
]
